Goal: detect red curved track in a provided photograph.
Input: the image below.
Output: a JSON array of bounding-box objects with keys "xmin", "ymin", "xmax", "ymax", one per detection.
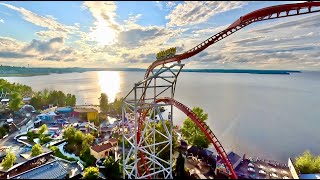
[
  {"xmin": 135, "ymin": 1, "xmax": 320, "ymax": 179},
  {"xmin": 155, "ymin": 97, "xmax": 237, "ymax": 179}
]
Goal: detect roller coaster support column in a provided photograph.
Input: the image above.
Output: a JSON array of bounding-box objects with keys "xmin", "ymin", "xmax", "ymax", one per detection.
[{"xmin": 122, "ymin": 63, "xmax": 184, "ymax": 179}]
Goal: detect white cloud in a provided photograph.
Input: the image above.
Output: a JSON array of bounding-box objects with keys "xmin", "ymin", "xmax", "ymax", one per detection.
[
  {"xmin": 166, "ymin": 1, "xmax": 248, "ymax": 27},
  {"xmin": 0, "ymin": 3, "xmax": 79, "ymax": 39},
  {"xmin": 166, "ymin": 1, "xmax": 176, "ymax": 8},
  {"xmin": 82, "ymin": 1, "xmax": 121, "ymax": 45},
  {"xmin": 0, "ymin": 19, "xmax": 4, "ymax": 23}
]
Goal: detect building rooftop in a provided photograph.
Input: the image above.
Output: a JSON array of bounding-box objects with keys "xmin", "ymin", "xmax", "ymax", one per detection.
[
  {"xmin": 73, "ymin": 108, "xmax": 97, "ymax": 113},
  {"xmin": 108, "ymin": 138, "xmax": 118, "ymax": 144},
  {"xmin": 300, "ymin": 174, "xmax": 320, "ymax": 179},
  {"xmin": 234, "ymin": 158, "xmax": 292, "ymax": 179},
  {"xmin": 10, "ymin": 160, "xmax": 67, "ymax": 179},
  {"xmin": 91, "ymin": 142, "xmax": 113, "ymax": 153}
]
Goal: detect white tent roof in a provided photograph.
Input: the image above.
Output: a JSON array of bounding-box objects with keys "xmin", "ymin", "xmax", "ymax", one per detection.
[{"xmin": 6, "ymin": 118, "xmax": 13, "ymax": 123}]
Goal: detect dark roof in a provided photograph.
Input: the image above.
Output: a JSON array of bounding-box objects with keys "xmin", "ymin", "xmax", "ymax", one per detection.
[
  {"xmin": 10, "ymin": 160, "xmax": 67, "ymax": 179},
  {"xmin": 228, "ymin": 152, "xmax": 242, "ymax": 165},
  {"xmin": 91, "ymin": 142, "xmax": 113, "ymax": 153},
  {"xmin": 108, "ymin": 138, "xmax": 118, "ymax": 144}
]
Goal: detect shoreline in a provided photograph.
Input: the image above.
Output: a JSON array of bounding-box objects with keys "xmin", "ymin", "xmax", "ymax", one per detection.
[{"xmin": 0, "ymin": 69, "xmax": 303, "ymax": 77}]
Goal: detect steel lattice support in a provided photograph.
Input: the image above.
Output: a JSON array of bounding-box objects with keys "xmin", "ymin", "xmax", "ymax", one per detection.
[{"xmin": 122, "ymin": 63, "xmax": 184, "ymax": 179}]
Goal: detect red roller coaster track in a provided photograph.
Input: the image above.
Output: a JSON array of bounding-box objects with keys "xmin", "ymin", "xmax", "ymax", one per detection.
[{"xmin": 135, "ymin": 1, "xmax": 320, "ymax": 179}]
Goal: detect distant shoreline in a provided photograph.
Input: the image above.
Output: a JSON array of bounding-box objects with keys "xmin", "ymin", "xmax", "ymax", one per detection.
[{"xmin": 0, "ymin": 66, "xmax": 303, "ymax": 77}]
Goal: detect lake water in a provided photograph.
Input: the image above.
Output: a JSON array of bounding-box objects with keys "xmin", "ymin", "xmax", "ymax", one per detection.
[{"xmin": 2, "ymin": 70, "xmax": 320, "ymax": 162}]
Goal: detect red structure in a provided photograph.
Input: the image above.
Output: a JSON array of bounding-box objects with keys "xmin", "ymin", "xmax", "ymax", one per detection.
[{"xmin": 125, "ymin": 1, "xmax": 320, "ymax": 179}]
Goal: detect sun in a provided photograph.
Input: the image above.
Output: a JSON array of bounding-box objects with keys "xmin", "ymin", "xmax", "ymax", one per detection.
[
  {"xmin": 90, "ymin": 20, "xmax": 118, "ymax": 46},
  {"xmin": 98, "ymin": 71, "xmax": 121, "ymax": 103}
]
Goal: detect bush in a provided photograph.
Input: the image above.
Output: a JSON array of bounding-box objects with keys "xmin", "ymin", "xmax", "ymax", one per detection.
[
  {"xmin": 31, "ymin": 144, "xmax": 43, "ymax": 157},
  {"xmin": 1, "ymin": 151, "xmax": 16, "ymax": 170},
  {"xmin": 83, "ymin": 166, "xmax": 100, "ymax": 179},
  {"xmin": 80, "ymin": 149, "xmax": 96, "ymax": 167},
  {"xmin": 40, "ymin": 135, "xmax": 52, "ymax": 145},
  {"xmin": 295, "ymin": 150, "xmax": 320, "ymax": 174}
]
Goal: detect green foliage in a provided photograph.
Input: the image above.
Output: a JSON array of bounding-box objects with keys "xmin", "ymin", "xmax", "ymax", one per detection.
[
  {"xmin": 1, "ymin": 151, "xmax": 16, "ymax": 170},
  {"xmin": 295, "ymin": 150, "xmax": 320, "ymax": 174},
  {"xmin": 145, "ymin": 120, "xmax": 178, "ymax": 162},
  {"xmin": 9, "ymin": 92, "xmax": 23, "ymax": 111},
  {"xmin": 80, "ymin": 148, "xmax": 96, "ymax": 167},
  {"xmin": 66, "ymin": 94, "xmax": 76, "ymax": 107},
  {"xmin": 39, "ymin": 135, "xmax": 51, "ymax": 145},
  {"xmin": 63, "ymin": 126, "xmax": 77, "ymax": 143},
  {"xmin": 31, "ymin": 144, "xmax": 43, "ymax": 157},
  {"xmin": 38, "ymin": 124, "xmax": 48, "ymax": 135},
  {"xmin": 83, "ymin": 166, "xmax": 100, "ymax": 179},
  {"xmin": 119, "ymin": 137, "xmax": 130, "ymax": 148},
  {"xmin": 180, "ymin": 107, "xmax": 211, "ymax": 148},
  {"xmin": 0, "ymin": 79, "xmax": 32, "ymax": 98},
  {"xmin": 0, "ymin": 126, "xmax": 9, "ymax": 138},
  {"xmin": 49, "ymin": 146, "xmax": 76, "ymax": 162},
  {"xmin": 111, "ymin": 97, "xmax": 123, "ymax": 114},
  {"xmin": 63, "ymin": 127, "xmax": 96, "ymax": 164},
  {"xmin": 103, "ymin": 156, "xmax": 121, "ymax": 179},
  {"xmin": 99, "ymin": 93, "xmax": 109, "ymax": 113},
  {"xmin": 27, "ymin": 131, "xmax": 35, "ymax": 141},
  {"xmin": 30, "ymin": 89, "xmax": 77, "ymax": 110}
]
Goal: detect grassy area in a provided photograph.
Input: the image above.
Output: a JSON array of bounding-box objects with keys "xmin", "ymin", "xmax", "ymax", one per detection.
[{"xmin": 49, "ymin": 146, "xmax": 77, "ymax": 162}]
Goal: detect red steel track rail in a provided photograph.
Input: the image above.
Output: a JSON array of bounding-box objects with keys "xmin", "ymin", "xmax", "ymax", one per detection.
[{"xmin": 135, "ymin": 1, "xmax": 320, "ymax": 179}]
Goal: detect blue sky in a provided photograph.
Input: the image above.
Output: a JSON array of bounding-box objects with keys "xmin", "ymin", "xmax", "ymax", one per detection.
[{"xmin": 0, "ymin": 1, "xmax": 319, "ymax": 70}]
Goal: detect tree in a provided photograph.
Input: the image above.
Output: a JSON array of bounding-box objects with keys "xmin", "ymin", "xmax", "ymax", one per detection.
[
  {"xmin": 99, "ymin": 93, "xmax": 109, "ymax": 113},
  {"xmin": 295, "ymin": 150, "xmax": 320, "ymax": 174},
  {"xmin": 63, "ymin": 126, "xmax": 76, "ymax": 143},
  {"xmin": 30, "ymin": 93, "xmax": 43, "ymax": 110},
  {"xmin": 66, "ymin": 94, "xmax": 76, "ymax": 107},
  {"xmin": 83, "ymin": 166, "xmax": 100, "ymax": 179},
  {"xmin": 175, "ymin": 152, "xmax": 186, "ymax": 178},
  {"xmin": 112, "ymin": 97, "xmax": 123, "ymax": 114},
  {"xmin": 1, "ymin": 151, "xmax": 16, "ymax": 170},
  {"xmin": 31, "ymin": 144, "xmax": 43, "ymax": 157},
  {"xmin": 103, "ymin": 156, "xmax": 121, "ymax": 179},
  {"xmin": 38, "ymin": 124, "xmax": 48, "ymax": 135},
  {"xmin": 9, "ymin": 92, "xmax": 23, "ymax": 111},
  {"xmin": 180, "ymin": 107, "xmax": 211, "ymax": 148},
  {"xmin": 146, "ymin": 120, "xmax": 178, "ymax": 162}
]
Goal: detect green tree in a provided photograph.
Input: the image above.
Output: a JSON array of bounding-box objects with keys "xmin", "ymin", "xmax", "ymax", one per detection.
[
  {"xmin": 31, "ymin": 144, "xmax": 43, "ymax": 157},
  {"xmin": 84, "ymin": 133, "xmax": 95, "ymax": 145},
  {"xmin": 30, "ymin": 93, "xmax": 43, "ymax": 110},
  {"xmin": 74, "ymin": 130, "xmax": 85, "ymax": 145},
  {"xmin": 66, "ymin": 93, "xmax": 76, "ymax": 107},
  {"xmin": 9, "ymin": 92, "xmax": 23, "ymax": 111},
  {"xmin": 103, "ymin": 156, "xmax": 121, "ymax": 179},
  {"xmin": 112, "ymin": 97, "xmax": 123, "ymax": 114},
  {"xmin": 83, "ymin": 166, "xmax": 100, "ymax": 179},
  {"xmin": 99, "ymin": 93, "xmax": 109, "ymax": 113},
  {"xmin": 38, "ymin": 124, "xmax": 48, "ymax": 135},
  {"xmin": 146, "ymin": 120, "xmax": 178, "ymax": 162},
  {"xmin": 63, "ymin": 126, "xmax": 76, "ymax": 143},
  {"xmin": 180, "ymin": 107, "xmax": 211, "ymax": 148},
  {"xmin": 295, "ymin": 150, "xmax": 320, "ymax": 174},
  {"xmin": 1, "ymin": 151, "xmax": 16, "ymax": 170}
]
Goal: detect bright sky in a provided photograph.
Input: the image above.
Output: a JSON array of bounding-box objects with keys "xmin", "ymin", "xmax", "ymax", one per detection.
[{"xmin": 0, "ymin": 1, "xmax": 319, "ymax": 70}]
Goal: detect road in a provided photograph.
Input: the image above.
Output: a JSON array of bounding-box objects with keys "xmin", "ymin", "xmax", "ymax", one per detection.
[{"xmin": 0, "ymin": 118, "xmax": 31, "ymax": 147}]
